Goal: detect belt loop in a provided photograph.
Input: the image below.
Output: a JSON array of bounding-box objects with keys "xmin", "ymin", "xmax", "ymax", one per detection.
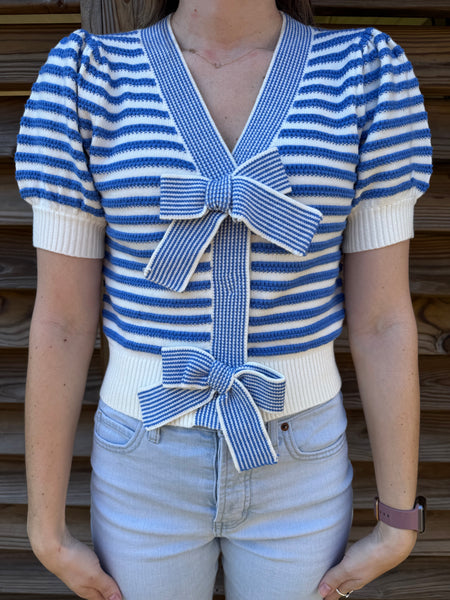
[{"xmin": 146, "ymin": 426, "xmax": 161, "ymax": 444}]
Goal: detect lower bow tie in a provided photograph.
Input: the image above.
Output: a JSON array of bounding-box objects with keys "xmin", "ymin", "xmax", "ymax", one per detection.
[
  {"xmin": 137, "ymin": 346, "xmax": 286, "ymax": 472},
  {"xmin": 143, "ymin": 147, "xmax": 323, "ymax": 292}
]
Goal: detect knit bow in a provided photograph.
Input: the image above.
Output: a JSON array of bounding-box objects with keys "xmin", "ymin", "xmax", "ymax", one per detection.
[
  {"xmin": 138, "ymin": 347, "xmax": 286, "ymax": 472},
  {"xmin": 143, "ymin": 147, "xmax": 323, "ymax": 292}
]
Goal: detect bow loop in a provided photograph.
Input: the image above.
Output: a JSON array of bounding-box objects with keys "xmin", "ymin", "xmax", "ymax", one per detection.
[
  {"xmin": 138, "ymin": 346, "xmax": 286, "ymax": 471},
  {"xmin": 143, "ymin": 147, "xmax": 323, "ymax": 292}
]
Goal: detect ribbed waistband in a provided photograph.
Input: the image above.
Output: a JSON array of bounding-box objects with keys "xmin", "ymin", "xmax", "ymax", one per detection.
[{"xmin": 99, "ymin": 340, "xmax": 342, "ymax": 427}]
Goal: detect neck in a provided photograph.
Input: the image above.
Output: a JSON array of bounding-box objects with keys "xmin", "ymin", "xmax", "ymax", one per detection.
[{"xmin": 171, "ymin": 0, "xmax": 282, "ymax": 52}]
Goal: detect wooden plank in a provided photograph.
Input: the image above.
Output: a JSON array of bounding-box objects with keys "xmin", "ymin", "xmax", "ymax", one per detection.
[
  {"xmin": 1, "ymin": 290, "xmax": 448, "ymax": 354},
  {"xmin": 414, "ymin": 168, "xmax": 450, "ymax": 233},
  {"xmin": 0, "ymin": 290, "xmax": 35, "ymax": 348},
  {"xmin": 2, "ymin": 97, "xmax": 450, "ymax": 166},
  {"xmin": 2, "ymin": 162, "xmax": 450, "ymax": 230},
  {"xmin": 0, "ymin": 550, "xmax": 448, "ymax": 597},
  {"xmin": 371, "ymin": 26, "xmax": 450, "ymax": 96},
  {"xmin": 0, "ymin": 506, "xmax": 91, "ymax": 550},
  {"xmin": 312, "ymin": 0, "xmax": 450, "ymax": 17},
  {"xmin": 2, "ymin": 504, "xmax": 449, "ymax": 555},
  {"xmin": 352, "ymin": 461, "xmax": 450, "ymax": 510},
  {"xmin": 0, "ymin": 163, "xmax": 32, "ymax": 225},
  {"xmin": 409, "ymin": 234, "xmax": 450, "ymax": 297},
  {"xmin": 0, "ymin": 349, "xmax": 102, "ymax": 405},
  {"xmin": 337, "ymin": 354, "xmax": 450, "ymax": 411},
  {"xmin": 0, "ymin": 457, "xmax": 91, "ymax": 506},
  {"xmin": 2, "ymin": 227, "xmax": 450, "ymax": 296},
  {"xmin": 0, "ymin": 291, "xmax": 101, "ymax": 349},
  {"xmin": 0, "ymin": 0, "xmax": 80, "ymax": 14},
  {"xmin": 2, "ymin": 24, "xmax": 449, "ymax": 93},
  {"xmin": 0, "ymin": 406, "xmax": 95, "ymax": 456},
  {"xmin": 336, "ymin": 296, "xmax": 450, "ymax": 356},
  {"xmin": 413, "ymin": 296, "xmax": 450, "ymax": 355},
  {"xmin": 0, "ymin": 24, "xmax": 77, "ymax": 91},
  {"xmin": 1, "ymin": 406, "xmax": 449, "ymax": 460},
  {"xmin": 350, "ymin": 510, "xmax": 450, "ymax": 556},
  {"xmin": 0, "ymin": 348, "xmax": 444, "ymax": 411},
  {"xmin": 2, "ymin": 458, "xmax": 449, "ymax": 508}
]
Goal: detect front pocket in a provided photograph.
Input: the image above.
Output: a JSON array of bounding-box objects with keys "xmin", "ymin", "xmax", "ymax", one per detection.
[
  {"xmin": 94, "ymin": 403, "xmax": 144, "ymax": 453},
  {"xmin": 280, "ymin": 392, "xmax": 348, "ymax": 461}
]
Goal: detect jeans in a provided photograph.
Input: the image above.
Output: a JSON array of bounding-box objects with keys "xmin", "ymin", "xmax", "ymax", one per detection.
[{"xmin": 90, "ymin": 391, "xmax": 353, "ymax": 600}]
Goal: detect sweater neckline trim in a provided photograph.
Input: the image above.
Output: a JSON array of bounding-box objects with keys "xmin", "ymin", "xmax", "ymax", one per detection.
[
  {"xmin": 141, "ymin": 12, "xmax": 313, "ymax": 172},
  {"xmin": 165, "ymin": 11, "xmax": 286, "ymax": 160}
]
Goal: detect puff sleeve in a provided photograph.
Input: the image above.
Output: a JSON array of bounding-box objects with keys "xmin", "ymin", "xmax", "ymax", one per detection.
[
  {"xmin": 14, "ymin": 29, "xmax": 105, "ymax": 258},
  {"xmin": 342, "ymin": 29, "xmax": 433, "ymax": 253}
]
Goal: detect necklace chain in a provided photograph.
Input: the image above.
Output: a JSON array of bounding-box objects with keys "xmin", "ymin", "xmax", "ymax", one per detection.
[{"xmin": 182, "ymin": 46, "xmax": 268, "ymax": 69}]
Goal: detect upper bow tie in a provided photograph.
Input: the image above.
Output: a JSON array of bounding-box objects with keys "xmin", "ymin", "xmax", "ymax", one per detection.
[
  {"xmin": 138, "ymin": 346, "xmax": 286, "ymax": 472},
  {"xmin": 143, "ymin": 147, "xmax": 323, "ymax": 292}
]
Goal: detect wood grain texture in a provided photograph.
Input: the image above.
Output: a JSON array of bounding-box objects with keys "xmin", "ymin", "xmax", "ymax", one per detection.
[
  {"xmin": 312, "ymin": 0, "xmax": 450, "ymax": 17},
  {"xmin": 2, "ymin": 457, "xmax": 449, "ymax": 508},
  {"xmin": 1, "ymin": 550, "xmax": 449, "ymax": 597},
  {"xmin": 5, "ymin": 0, "xmax": 448, "ymax": 19},
  {"xmin": 2, "ymin": 504, "xmax": 449, "ymax": 555},
  {"xmin": 1, "ymin": 227, "xmax": 449, "ymax": 297},
  {"xmin": 0, "ymin": 0, "xmax": 80, "ymax": 14},
  {"xmin": 2, "ymin": 162, "xmax": 450, "ymax": 230},
  {"xmin": 0, "ymin": 290, "xmax": 35, "ymax": 348},
  {"xmin": 0, "ymin": 348, "xmax": 102, "ymax": 404},
  {"xmin": 2, "ymin": 24, "xmax": 449, "ymax": 93},
  {"xmin": 0, "ymin": 24, "xmax": 78, "ymax": 91},
  {"xmin": 1, "ymin": 406, "xmax": 449, "ymax": 461},
  {"xmin": 1, "ymin": 290, "xmax": 448, "ymax": 354},
  {"xmin": 337, "ymin": 354, "xmax": 450, "ymax": 411}
]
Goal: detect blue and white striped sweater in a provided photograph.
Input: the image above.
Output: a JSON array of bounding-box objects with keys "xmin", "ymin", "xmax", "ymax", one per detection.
[{"xmin": 15, "ymin": 12, "xmax": 432, "ymax": 470}]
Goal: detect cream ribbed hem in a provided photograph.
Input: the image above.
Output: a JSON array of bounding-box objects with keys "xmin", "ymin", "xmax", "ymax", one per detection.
[
  {"xmin": 99, "ymin": 339, "xmax": 342, "ymax": 426},
  {"xmin": 32, "ymin": 204, "xmax": 105, "ymax": 258},
  {"xmin": 342, "ymin": 193, "xmax": 416, "ymax": 253}
]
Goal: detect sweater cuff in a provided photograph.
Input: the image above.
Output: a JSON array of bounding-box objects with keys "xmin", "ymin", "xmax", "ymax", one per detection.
[
  {"xmin": 342, "ymin": 193, "xmax": 416, "ymax": 253},
  {"xmin": 32, "ymin": 203, "xmax": 105, "ymax": 258}
]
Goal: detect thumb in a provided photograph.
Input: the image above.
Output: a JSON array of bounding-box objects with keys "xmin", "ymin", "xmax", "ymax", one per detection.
[
  {"xmin": 97, "ymin": 572, "xmax": 122, "ymax": 600},
  {"xmin": 318, "ymin": 561, "xmax": 352, "ymax": 599}
]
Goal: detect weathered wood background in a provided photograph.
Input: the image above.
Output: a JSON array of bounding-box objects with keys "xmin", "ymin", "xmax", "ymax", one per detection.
[{"xmin": 0, "ymin": 0, "xmax": 449, "ymax": 598}]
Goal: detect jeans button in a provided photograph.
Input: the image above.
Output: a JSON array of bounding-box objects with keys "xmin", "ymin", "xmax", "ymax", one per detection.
[{"xmin": 281, "ymin": 422, "xmax": 289, "ymax": 431}]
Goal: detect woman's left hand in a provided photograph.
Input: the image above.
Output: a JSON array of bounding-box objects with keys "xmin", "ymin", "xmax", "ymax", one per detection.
[{"xmin": 318, "ymin": 522, "xmax": 417, "ymax": 599}]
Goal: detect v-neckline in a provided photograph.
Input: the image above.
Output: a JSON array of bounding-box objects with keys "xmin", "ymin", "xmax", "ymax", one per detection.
[
  {"xmin": 166, "ymin": 11, "xmax": 287, "ymax": 160},
  {"xmin": 141, "ymin": 12, "xmax": 313, "ymax": 177}
]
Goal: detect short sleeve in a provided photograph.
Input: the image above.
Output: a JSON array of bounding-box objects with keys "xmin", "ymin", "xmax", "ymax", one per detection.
[
  {"xmin": 343, "ymin": 28, "xmax": 433, "ymax": 253},
  {"xmin": 15, "ymin": 29, "xmax": 105, "ymax": 258}
]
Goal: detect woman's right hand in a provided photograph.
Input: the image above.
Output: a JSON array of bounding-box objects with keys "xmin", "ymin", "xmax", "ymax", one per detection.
[{"xmin": 31, "ymin": 528, "xmax": 122, "ymax": 600}]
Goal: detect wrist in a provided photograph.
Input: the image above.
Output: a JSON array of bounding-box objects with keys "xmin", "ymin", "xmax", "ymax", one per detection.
[
  {"xmin": 27, "ymin": 521, "xmax": 68, "ymax": 558},
  {"xmin": 374, "ymin": 496, "xmax": 426, "ymax": 533}
]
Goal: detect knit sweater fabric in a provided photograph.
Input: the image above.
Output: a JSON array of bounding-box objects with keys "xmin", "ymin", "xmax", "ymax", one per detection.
[{"xmin": 15, "ymin": 12, "xmax": 432, "ymax": 470}]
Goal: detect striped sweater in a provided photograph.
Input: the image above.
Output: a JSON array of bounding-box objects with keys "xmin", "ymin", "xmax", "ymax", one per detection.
[{"xmin": 15, "ymin": 12, "xmax": 432, "ymax": 470}]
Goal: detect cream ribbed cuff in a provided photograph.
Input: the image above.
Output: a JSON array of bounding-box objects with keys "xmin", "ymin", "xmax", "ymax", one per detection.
[
  {"xmin": 343, "ymin": 193, "xmax": 416, "ymax": 253},
  {"xmin": 99, "ymin": 339, "xmax": 342, "ymax": 425},
  {"xmin": 32, "ymin": 203, "xmax": 105, "ymax": 258}
]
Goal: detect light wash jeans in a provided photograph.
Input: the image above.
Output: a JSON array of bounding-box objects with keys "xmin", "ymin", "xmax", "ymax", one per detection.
[{"xmin": 90, "ymin": 391, "xmax": 353, "ymax": 600}]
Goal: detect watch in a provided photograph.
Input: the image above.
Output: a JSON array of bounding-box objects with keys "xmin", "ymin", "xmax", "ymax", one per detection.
[{"xmin": 374, "ymin": 496, "xmax": 426, "ymax": 533}]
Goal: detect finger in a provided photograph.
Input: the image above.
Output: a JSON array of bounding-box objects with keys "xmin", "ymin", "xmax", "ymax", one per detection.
[
  {"xmin": 96, "ymin": 572, "xmax": 122, "ymax": 600},
  {"xmin": 318, "ymin": 563, "xmax": 355, "ymax": 599}
]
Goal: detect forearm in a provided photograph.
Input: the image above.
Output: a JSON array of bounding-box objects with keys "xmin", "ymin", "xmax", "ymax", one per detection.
[
  {"xmin": 349, "ymin": 312, "xmax": 420, "ymax": 510},
  {"xmin": 26, "ymin": 313, "xmax": 97, "ymax": 551}
]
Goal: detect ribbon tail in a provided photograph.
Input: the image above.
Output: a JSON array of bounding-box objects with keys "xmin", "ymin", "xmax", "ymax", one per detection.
[
  {"xmin": 216, "ymin": 381, "xmax": 278, "ymax": 472},
  {"xmin": 138, "ymin": 385, "xmax": 214, "ymax": 429},
  {"xmin": 143, "ymin": 210, "xmax": 226, "ymax": 292},
  {"xmin": 231, "ymin": 178, "xmax": 323, "ymax": 256}
]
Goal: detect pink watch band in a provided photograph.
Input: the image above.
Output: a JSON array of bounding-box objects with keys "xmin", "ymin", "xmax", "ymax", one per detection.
[{"xmin": 375, "ymin": 496, "xmax": 426, "ymax": 533}]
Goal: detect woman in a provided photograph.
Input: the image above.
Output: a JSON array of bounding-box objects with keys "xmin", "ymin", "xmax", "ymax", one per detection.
[{"xmin": 15, "ymin": 0, "xmax": 432, "ymax": 599}]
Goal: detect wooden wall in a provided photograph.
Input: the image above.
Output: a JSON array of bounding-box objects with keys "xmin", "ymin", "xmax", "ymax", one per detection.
[{"xmin": 0, "ymin": 1, "xmax": 449, "ymax": 598}]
